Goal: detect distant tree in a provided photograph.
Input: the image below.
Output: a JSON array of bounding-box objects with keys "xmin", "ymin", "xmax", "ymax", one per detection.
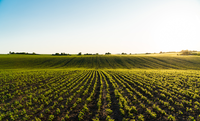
[
  {"xmin": 160, "ymin": 51, "xmax": 162, "ymax": 54},
  {"xmin": 15, "ymin": 52, "xmax": 26, "ymax": 54},
  {"xmin": 61, "ymin": 53, "xmax": 65, "ymax": 55},
  {"xmin": 84, "ymin": 53, "xmax": 92, "ymax": 55},
  {"xmin": 105, "ymin": 52, "xmax": 111, "ymax": 55},
  {"xmin": 9, "ymin": 51, "xmax": 15, "ymax": 54},
  {"xmin": 96, "ymin": 53, "xmax": 99, "ymax": 55},
  {"xmin": 78, "ymin": 52, "xmax": 82, "ymax": 55},
  {"xmin": 55, "ymin": 53, "xmax": 59, "ymax": 55},
  {"xmin": 181, "ymin": 50, "xmax": 192, "ymax": 55},
  {"xmin": 121, "ymin": 53, "xmax": 127, "ymax": 55}
]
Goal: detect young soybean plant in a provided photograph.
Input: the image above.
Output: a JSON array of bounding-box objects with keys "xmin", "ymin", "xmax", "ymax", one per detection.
[
  {"xmin": 138, "ymin": 114, "xmax": 144, "ymax": 121},
  {"xmin": 146, "ymin": 108, "xmax": 157, "ymax": 118},
  {"xmin": 48, "ymin": 115, "xmax": 54, "ymax": 121},
  {"xmin": 168, "ymin": 115, "xmax": 176, "ymax": 121},
  {"xmin": 56, "ymin": 108, "xmax": 60, "ymax": 114},
  {"xmin": 78, "ymin": 111, "xmax": 84, "ymax": 121}
]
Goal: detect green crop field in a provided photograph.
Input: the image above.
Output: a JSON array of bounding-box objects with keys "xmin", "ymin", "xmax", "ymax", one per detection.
[
  {"xmin": 0, "ymin": 54, "xmax": 200, "ymax": 69},
  {"xmin": 1, "ymin": 54, "xmax": 200, "ymax": 121}
]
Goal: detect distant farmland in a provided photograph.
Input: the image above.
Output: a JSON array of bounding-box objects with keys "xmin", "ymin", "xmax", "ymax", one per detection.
[
  {"xmin": 0, "ymin": 54, "xmax": 200, "ymax": 69},
  {"xmin": 0, "ymin": 54, "xmax": 200, "ymax": 121}
]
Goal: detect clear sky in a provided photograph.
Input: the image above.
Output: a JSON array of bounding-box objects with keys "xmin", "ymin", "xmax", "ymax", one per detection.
[{"xmin": 1, "ymin": 0, "xmax": 200, "ymax": 54}]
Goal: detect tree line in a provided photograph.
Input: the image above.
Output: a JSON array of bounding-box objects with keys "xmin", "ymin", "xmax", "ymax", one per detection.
[{"xmin": 9, "ymin": 51, "xmax": 37, "ymax": 55}]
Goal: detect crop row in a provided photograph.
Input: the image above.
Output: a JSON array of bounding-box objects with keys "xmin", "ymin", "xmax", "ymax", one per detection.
[{"xmin": 1, "ymin": 69, "xmax": 200, "ymax": 120}]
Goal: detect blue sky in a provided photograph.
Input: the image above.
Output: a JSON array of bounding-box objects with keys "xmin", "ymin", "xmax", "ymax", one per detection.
[{"xmin": 1, "ymin": 0, "xmax": 200, "ymax": 54}]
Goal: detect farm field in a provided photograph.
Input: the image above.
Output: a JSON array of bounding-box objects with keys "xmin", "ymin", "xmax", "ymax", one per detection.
[
  {"xmin": 0, "ymin": 54, "xmax": 200, "ymax": 70},
  {"xmin": 1, "ymin": 55, "xmax": 200, "ymax": 121}
]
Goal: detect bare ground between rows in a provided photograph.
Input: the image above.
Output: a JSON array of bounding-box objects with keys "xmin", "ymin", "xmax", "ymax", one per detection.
[
  {"xmin": 131, "ymin": 73, "xmax": 200, "ymax": 120},
  {"xmin": 113, "ymin": 72, "xmax": 200, "ymax": 121},
  {"xmin": 99, "ymin": 72, "xmax": 108, "ymax": 120},
  {"xmin": 31, "ymin": 71, "xmax": 93, "ymax": 121},
  {"xmin": 102, "ymin": 71, "xmax": 123, "ymax": 121},
  {"xmin": 110, "ymin": 73, "xmax": 169, "ymax": 121},
  {"xmin": 0, "ymin": 71, "xmax": 81, "ymax": 121}
]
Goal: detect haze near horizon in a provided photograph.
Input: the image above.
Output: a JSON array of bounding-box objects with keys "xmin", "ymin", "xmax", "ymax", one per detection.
[{"xmin": 0, "ymin": 0, "xmax": 200, "ymax": 54}]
